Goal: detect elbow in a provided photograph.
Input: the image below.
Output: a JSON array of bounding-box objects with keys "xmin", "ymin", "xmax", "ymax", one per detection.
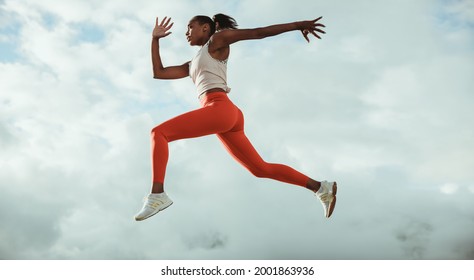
[
  {"xmin": 152, "ymin": 69, "xmax": 165, "ymax": 79},
  {"xmin": 153, "ymin": 72, "xmax": 173, "ymax": 80}
]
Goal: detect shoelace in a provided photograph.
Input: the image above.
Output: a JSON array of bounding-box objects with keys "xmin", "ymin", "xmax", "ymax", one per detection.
[
  {"xmin": 318, "ymin": 193, "xmax": 331, "ymax": 203},
  {"xmin": 316, "ymin": 185, "xmax": 333, "ymax": 204}
]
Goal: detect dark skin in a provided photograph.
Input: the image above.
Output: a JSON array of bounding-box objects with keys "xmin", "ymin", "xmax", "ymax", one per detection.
[{"xmin": 150, "ymin": 16, "xmax": 326, "ymax": 194}]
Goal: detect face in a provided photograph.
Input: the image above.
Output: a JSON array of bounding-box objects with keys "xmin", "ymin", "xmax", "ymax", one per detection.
[{"xmin": 186, "ymin": 20, "xmax": 209, "ymax": 46}]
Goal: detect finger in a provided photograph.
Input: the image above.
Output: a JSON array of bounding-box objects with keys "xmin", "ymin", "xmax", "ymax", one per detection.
[
  {"xmin": 314, "ymin": 28, "xmax": 326, "ymax": 34},
  {"xmin": 310, "ymin": 30, "xmax": 321, "ymax": 40},
  {"xmin": 156, "ymin": 17, "xmax": 159, "ymax": 26},
  {"xmin": 315, "ymin": 23, "xmax": 326, "ymax": 28},
  {"xmin": 314, "ymin": 16, "xmax": 323, "ymax": 23},
  {"xmin": 165, "ymin": 22, "xmax": 174, "ymax": 31},
  {"xmin": 163, "ymin": 32, "xmax": 172, "ymax": 37},
  {"xmin": 301, "ymin": 30, "xmax": 310, "ymax": 43},
  {"xmin": 165, "ymin": 17, "xmax": 171, "ymax": 27},
  {"xmin": 160, "ymin": 16, "xmax": 167, "ymax": 26}
]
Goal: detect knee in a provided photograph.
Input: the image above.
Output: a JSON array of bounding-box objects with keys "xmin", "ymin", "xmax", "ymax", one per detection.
[
  {"xmin": 249, "ymin": 165, "xmax": 272, "ymax": 179},
  {"xmin": 151, "ymin": 125, "xmax": 168, "ymax": 141},
  {"xmin": 151, "ymin": 126, "xmax": 160, "ymax": 138},
  {"xmin": 251, "ymin": 170, "xmax": 268, "ymax": 179}
]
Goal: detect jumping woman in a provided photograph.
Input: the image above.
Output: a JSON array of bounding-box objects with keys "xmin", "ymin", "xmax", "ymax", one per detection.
[{"xmin": 134, "ymin": 14, "xmax": 337, "ymax": 221}]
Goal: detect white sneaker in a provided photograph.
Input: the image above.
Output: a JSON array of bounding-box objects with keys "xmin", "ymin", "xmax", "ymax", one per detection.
[
  {"xmin": 134, "ymin": 192, "xmax": 173, "ymax": 221},
  {"xmin": 315, "ymin": 181, "xmax": 337, "ymax": 218}
]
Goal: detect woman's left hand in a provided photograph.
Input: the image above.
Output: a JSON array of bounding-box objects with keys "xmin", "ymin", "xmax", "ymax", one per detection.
[{"xmin": 298, "ymin": 17, "xmax": 326, "ymax": 43}]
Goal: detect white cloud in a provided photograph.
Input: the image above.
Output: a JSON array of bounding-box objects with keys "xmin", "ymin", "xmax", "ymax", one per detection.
[
  {"xmin": 1, "ymin": 0, "xmax": 474, "ymax": 260},
  {"xmin": 440, "ymin": 183, "xmax": 459, "ymax": 195}
]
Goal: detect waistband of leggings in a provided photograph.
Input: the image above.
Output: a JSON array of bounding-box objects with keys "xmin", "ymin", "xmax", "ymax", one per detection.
[{"xmin": 199, "ymin": 91, "xmax": 229, "ymax": 104}]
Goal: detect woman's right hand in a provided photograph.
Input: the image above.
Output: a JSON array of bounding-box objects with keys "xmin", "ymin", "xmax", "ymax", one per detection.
[{"xmin": 153, "ymin": 17, "xmax": 174, "ymax": 39}]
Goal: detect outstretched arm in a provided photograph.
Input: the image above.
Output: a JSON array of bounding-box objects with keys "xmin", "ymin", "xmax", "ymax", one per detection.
[
  {"xmin": 212, "ymin": 17, "xmax": 326, "ymax": 47},
  {"xmin": 151, "ymin": 17, "xmax": 189, "ymax": 80}
]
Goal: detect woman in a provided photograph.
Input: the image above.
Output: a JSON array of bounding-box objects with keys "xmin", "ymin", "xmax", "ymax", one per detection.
[{"xmin": 134, "ymin": 14, "xmax": 337, "ymax": 221}]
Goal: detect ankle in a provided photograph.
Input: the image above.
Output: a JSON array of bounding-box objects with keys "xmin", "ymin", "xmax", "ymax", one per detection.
[
  {"xmin": 151, "ymin": 182, "xmax": 164, "ymax": 194},
  {"xmin": 306, "ymin": 179, "xmax": 321, "ymax": 193}
]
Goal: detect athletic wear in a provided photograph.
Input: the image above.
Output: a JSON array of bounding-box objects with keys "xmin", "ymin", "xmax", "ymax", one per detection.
[
  {"xmin": 316, "ymin": 181, "xmax": 337, "ymax": 218},
  {"xmin": 134, "ymin": 192, "xmax": 173, "ymax": 221},
  {"xmin": 142, "ymin": 39, "xmax": 336, "ymax": 220},
  {"xmin": 151, "ymin": 92, "xmax": 309, "ymax": 187},
  {"xmin": 189, "ymin": 41, "xmax": 231, "ymax": 98}
]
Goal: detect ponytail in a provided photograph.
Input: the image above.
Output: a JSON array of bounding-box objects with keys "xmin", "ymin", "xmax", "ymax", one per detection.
[
  {"xmin": 193, "ymin": 13, "xmax": 238, "ymax": 35},
  {"xmin": 213, "ymin": 13, "xmax": 238, "ymax": 32}
]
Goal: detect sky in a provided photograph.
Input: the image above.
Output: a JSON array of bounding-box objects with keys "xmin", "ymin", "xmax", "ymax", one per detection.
[{"xmin": 0, "ymin": 0, "xmax": 473, "ymax": 260}]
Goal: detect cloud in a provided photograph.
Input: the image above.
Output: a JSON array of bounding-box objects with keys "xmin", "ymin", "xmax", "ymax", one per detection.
[
  {"xmin": 395, "ymin": 219, "xmax": 434, "ymax": 259},
  {"xmin": 1, "ymin": 0, "xmax": 474, "ymax": 260},
  {"xmin": 439, "ymin": 183, "xmax": 459, "ymax": 195}
]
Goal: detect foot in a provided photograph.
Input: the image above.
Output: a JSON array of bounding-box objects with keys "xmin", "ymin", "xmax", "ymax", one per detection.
[
  {"xmin": 315, "ymin": 181, "xmax": 337, "ymax": 218},
  {"xmin": 134, "ymin": 192, "xmax": 173, "ymax": 221}
]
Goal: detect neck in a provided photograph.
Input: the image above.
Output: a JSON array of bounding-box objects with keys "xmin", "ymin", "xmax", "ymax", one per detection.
[{"xmin": 199, "ymin": 36, "xmax": 211, "ymax": 46}]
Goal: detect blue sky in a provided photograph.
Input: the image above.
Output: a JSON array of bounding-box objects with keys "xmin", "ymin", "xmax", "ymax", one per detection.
[{"xmin": 1, "ymin": 0, "xmax": 474, "ymax": 260}]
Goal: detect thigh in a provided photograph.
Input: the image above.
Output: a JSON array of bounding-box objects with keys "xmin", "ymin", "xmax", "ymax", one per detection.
[{"xmin": 155, "ymin": 104, "xmax": 237, "ymax": 142}]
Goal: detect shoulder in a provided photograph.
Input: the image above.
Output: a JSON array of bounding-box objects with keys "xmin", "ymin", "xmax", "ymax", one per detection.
[
  {"xmin": 210, "ymin": 30, "xmax": 234, "ymax": 47},
  {"xmin": 212, "ymin": 29, "xmax": 236, "ymax": 39},
  {"xmin": 212, "ymin": 28, "xmax": 261, "ymax": 47}
]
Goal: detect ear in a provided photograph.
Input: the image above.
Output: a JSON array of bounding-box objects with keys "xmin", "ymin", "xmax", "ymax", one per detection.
[{"xmin": 202, "ymin": 23, "xmax": 209, "ymax": 33}]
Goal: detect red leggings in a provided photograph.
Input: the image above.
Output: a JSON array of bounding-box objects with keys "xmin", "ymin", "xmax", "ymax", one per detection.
[{"xmin": 151, "ymin": 92, "xmax": 309, "ymax": 187}]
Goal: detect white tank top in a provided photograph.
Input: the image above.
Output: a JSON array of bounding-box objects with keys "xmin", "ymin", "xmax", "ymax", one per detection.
[{"xmin": 189, "ymin": 41, "xmax": 231, "ymax": 98}]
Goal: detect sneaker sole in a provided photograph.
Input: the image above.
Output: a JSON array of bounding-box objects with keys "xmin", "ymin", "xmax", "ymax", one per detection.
[
  {"xmin": 134, "ymin": 201, "xmax": 173, "ymax": 222},
  {"xmin": 327, "ymin": 182, "xmax": 337, "ymax": 218}
]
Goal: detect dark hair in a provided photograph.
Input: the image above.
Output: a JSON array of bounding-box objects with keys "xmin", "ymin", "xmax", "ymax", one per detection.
[
  {"xmin": 193, "ymin": 13, "xmax": 238, "ymax": 35},
  {"xmin": 213, "ymin": 13, "xmax": 238, "ymax": 31}
]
